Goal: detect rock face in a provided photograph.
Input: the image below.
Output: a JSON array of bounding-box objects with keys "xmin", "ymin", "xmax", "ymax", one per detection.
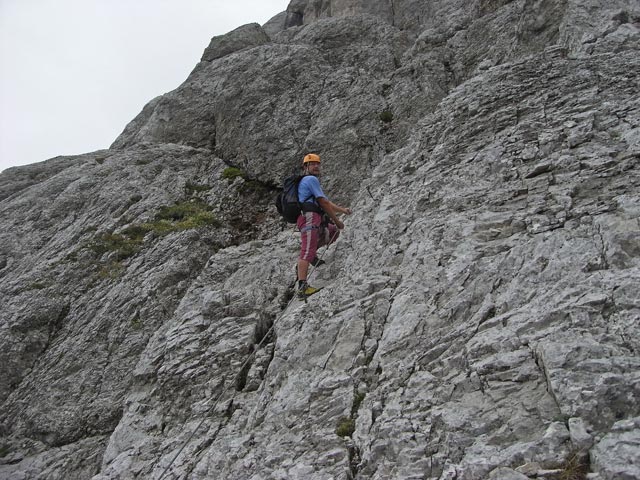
[
  {"xmin": 1, "ymin": 1, "xmax": 639, "ymax": 479},
  {"xmin": 200, "ymin": 23, "xmax": 271, "ymax": 62}
]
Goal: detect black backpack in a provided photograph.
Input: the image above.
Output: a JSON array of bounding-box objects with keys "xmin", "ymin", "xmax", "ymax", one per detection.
[
  {"xmin": 275, "ymin": 175, "xmax": 304, "ymax": 223},
  {"xmin": 275, "ymin": 175, "xmax": 323, "ymax": 223}
]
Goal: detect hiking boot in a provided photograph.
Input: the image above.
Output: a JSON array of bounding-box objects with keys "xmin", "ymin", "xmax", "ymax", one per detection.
[{"xmin": 297, "ymin": 281, "xmax": 321, "ymax": 299}]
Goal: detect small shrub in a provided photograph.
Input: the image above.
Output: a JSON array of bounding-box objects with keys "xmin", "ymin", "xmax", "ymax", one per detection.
[
  {"xmin": 126, "ymin": 195, "xmax": 143, "ymax": 208},
  {"xmin": 336, "ymin": 417, "xmax": 355, "ymax": 437},
  {"xmin": 88, "ymin": 199, "xmax": 219, "ymax": 262},
  {"xmin": 379, "ymin": 110, "xmax": 394, "ymax": 123},
  {"xmin": 142, "ymin": 220, "xmax": 177, "ymax": 235},
  {"xmin": 0, "ymin": 444, "xmax": 10, "ymax": 458},
  {"xmin": 98, "ymin": 261, "xmax": 125, "ymax": 279},
  {"xmin": 185, "ymin": 181, "xmax": 212, "ymax": 195},
  {"xmin": 553, "ymin": 414, "xmax": 569, "ymax": 423},
  {"xmin": 175, "ymin": 211, "xmax": 221, "ymax": 230},
  {"xmin": 89, "ymin": 233, "xmax": 140, "ymax": 260},
  {"xmin": 559, "ymin": 450, "xmax": 589, "ymax": 480},
  {"xmin": 240, "ymin": 179, "xmax": 268, "ymax": 195},
  {"xmin": 156, "ymin": 200, "xmax": 211, "ymax": 222},
  {"xmin": 137, "ymin": 199, "xmax": 220, "ymax": 235},
  {"xmin": 352, "ymin": 392, "xmax": 366, "ymax": 415},
  {"xmin": 120, "ymin": 224, "xmax": 152, "ymax": 241},
  {"xmin": 130, "ymin": 315, "xmax": 142, "ymax": 330},
  {"xmin": 222, "ymin": 167, "xmax": 246, "ymax": 181}
]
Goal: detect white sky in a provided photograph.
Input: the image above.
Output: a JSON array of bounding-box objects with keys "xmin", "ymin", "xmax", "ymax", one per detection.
[{"xmin": 0, "ymin": 0, "xmax": 290, "ymax": 173}]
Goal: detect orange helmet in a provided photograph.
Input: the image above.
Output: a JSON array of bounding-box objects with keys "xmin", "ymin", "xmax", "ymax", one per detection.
[{"xmin": 302, "ymin": 153, "xmax": 320, "ymax": 164}]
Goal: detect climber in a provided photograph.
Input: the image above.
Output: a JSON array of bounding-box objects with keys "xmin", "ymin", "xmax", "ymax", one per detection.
[{"xmin": 296, "ymin": 153, "xmax": 351, "ymax": 299}]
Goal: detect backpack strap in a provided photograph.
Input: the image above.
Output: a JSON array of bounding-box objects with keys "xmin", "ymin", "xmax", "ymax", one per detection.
[
  {"xmin": 299, "ymin": 175, "xmax": 323, "ymax": 214},
  {"xmin": 301, "ymin": 202, "xmax": 323, "ymax": 214}
]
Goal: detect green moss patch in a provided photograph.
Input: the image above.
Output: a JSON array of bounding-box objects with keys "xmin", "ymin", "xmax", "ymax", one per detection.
[
  {"xmin": 154, "ymin": 199, "xmax": 220, "ymax": 230},
  {"xmin": 379, "ymin": 110, "xmax": 394, "ymax": 123},
  {"xmin": 239, "ymin": 179, "xmax": 269, "ymax": 195},
  {"xmin": 336, "ymin": 417, "xmax": 355, "ymax": 437},
  {"xmin": 157, "ymin": 200, "xmax": 208, "ymax": 221},
  {"xmin": 352, "ymin": 392, "xmax": 365, "ymax": 415},
  {"xmin": 130, "ymin": 315, "xmax": 142, "ymax": 330},
  {"xmin": 89, "ymin": 233, "xmax": 141, "ymax": 261},
  {"xmin": 222, "ymin": 167, "xmax": 246, "ymax": 181},
  {"xmin": 87, "ymin": 199, "xmax": 219, "ymax": 267},
  {"xmin": 98, "ymin": 261, "xmax": 125, "ymax": 279}
]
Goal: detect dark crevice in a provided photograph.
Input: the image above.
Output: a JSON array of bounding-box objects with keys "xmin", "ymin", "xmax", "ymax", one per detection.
[
  {"xmin": 234, "ymin": 351, "xmax": 253, "ymax": 392},
  {"xmin": 253, "ymin": 313, "xmax": 275, "ymax": 345},
  {"xmin": 47, "ymin": 303, "xmax": 70, "ymax": 351},
  {"xmin": 235, "ymin": 314, "xmax": 277, "ymax": 393},
  {"xmin": 593, "ymin": 223, "xmax": 610, "ymax": 270},
  {"xmin": 532, "ymin": 346, "xmax": 563, "ymax": 416},
  {"xmin": 348, "ymin": 441, "xmax": 362, "ymax": 479}
]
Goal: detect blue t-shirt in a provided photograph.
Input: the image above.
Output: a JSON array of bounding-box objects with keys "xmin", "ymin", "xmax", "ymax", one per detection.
[{"xmin": 298, "ymin": 175, "xmax": 326, "ymax": 206}]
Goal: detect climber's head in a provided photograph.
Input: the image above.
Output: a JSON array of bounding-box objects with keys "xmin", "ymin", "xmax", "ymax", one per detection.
[
  {"xmin": 303, "ymin": 153, "xmax": 320, "ymax": 165},
  {"xmin": 302, "ymin": 153, "xmax": 321, "ymax": 175}
]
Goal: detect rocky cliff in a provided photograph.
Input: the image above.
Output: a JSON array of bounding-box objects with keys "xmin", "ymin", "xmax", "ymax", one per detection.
[{"xmin": 1, "ymin": 1, "xmax": 639, "ymax": 479}]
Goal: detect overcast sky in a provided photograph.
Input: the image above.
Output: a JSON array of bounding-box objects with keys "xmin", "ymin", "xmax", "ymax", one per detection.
[{"xmin": 0, "ymin": 0, "xmax": 290, "ymax": 173}]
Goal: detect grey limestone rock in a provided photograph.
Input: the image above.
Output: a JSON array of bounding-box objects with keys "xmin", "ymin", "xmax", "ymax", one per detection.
[
  {"xmin": 1, "ymin": 0, "xmax": 639, "ymax": 479},
  {"xmin": 262, "ymin": 12, "xmax": 288, "ymax": 38},
  {"xmin": 489, "ymin": 467, "xmax": 529, "ymax": 480},
  {"xmin": 0, "ymin": 153, "xmax": 97, "ymax": 202},
  {"xmin": 201, "ymin": 23, "xmax": 270, "ymax": 62},
  {"xmin": 591, "ymin": 417, "xmax": 640, "ymax": 479}
]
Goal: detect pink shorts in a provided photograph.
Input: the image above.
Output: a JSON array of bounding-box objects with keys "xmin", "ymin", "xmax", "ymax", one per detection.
[{"xmin": 297, "ymin": 212, "xmax": 339, "ymax": 262}]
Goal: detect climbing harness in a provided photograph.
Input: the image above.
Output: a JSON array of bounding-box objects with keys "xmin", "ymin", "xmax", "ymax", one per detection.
[{"xmin": 157, "ymin": 227, "xmax": 340, "ymax": 479}]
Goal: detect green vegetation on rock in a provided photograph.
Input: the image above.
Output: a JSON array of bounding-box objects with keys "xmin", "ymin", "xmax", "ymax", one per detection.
[
  {"xmin": 222, "ymin": 167, "xmax": 246, "ymax": 181},
  {"xmin": 336, "ymin": 417, "xmax": 355, "ymax": 437},
  {"xmin": 88, "ymin": 199, "xmax": 219, "ymax": 264},
  {"xmin": 379, "ymin": 110, "xmax": 393, "ymax": 123}
]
